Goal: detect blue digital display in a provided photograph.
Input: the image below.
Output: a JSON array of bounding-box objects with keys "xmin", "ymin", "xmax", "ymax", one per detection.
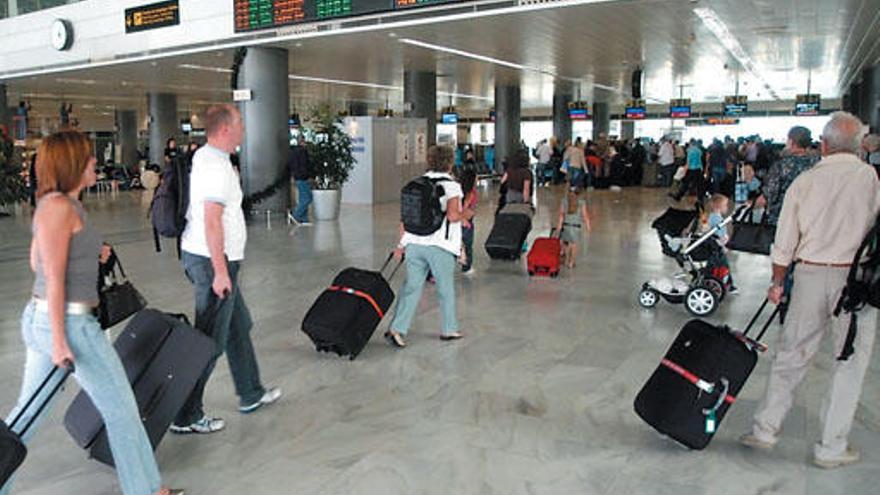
[{"xmin": 441, "ymin": 113, "xmax": 458, "ymax": 124}]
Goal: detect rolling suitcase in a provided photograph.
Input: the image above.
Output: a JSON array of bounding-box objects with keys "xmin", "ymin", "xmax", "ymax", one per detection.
[
  {"xmin": 527, "ymin": 229, "xmax": 561, "ymax": 277},
  {"xmin": 64, "ymin": 309, "xmax": 215, "ymax": 467},
  {"xmin": 485, "ymin": 204, "xmax": 532, "ymax": 260},
  {"xmin": 1, "ymin": 367, "xmax": 70, "ymax": 485},
  {"xmin": 634, "ymin": 300, "xmax": 778, "ymax": 450},
  {"xmin": 301, "ymin": 254, "xmax": 401, "ymax": 360}
]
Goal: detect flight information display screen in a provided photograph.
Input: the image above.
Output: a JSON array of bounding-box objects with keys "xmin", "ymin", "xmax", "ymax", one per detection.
[{"xmin": 234, "ymin": 0, "xmax": 467, "ymax": 32}]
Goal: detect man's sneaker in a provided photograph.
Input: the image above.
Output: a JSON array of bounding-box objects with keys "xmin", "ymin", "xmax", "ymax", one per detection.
[
  {"xmin": 739, "ymin": 433, "xmax": 775, "ymax": 451},
  {"xmin": 814, "ymin": 448, "xmax": 860, "ymax": 469},
  {"xmin": 169, "ymin": 416, "xmax": 226, "ymax": 435},
  {"xmin": 728, "ymin": 286, "xmax": 740, "ymax": 295},
  {"xmin": 462, "ymin": 268, "xmax": 476, "ymax": 276},
  {"xmin": 239, "ymin": 387, "xmax": 282, "ymax": 414}
]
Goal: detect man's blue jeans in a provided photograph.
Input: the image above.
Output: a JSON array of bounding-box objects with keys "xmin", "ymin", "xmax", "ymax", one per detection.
[
  {"xmin": 293, "ymin": 180, "xmax": 313, "ymax": 223},
  {"xmin": 2, "ymin": 303, "xmax": 162, "ymax": 495},
  {"xmin": 174, "ymin": 252, "xmax": 266, "ymax": 426}
]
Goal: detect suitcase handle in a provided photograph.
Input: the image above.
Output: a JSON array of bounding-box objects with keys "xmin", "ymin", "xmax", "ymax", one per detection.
[
  {"xmin": 742, "ymin": 298, "xmax": 780, "ymax": 342},
  {"xmin": 379, "ymin": 251, "xmax": 404, "ymax": 281},
  {"xmin": 10, "ymin": 366, "xmax": 72, "ymax": 436}
]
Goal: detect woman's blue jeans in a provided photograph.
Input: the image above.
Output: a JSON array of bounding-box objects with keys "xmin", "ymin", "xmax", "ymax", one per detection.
[{"xmin": 2, "ymin": 303, "xmax": 162, "ymax": 495}]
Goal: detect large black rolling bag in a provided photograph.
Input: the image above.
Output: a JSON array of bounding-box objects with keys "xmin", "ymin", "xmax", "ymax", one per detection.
[
  {"xmin": 301, "ymin": 254, "xmax": 401, "ymax": 360},
  {"xmin": 634, "ymin": 300, "xmax": 778, "ymax": 450},
  {"xmin": 1, "ymin": 367, "xmax": 69, "ymax": 486},
  {"xmin": 64, "ymin": 309, "xmax": 215, "ymax": 467},
  {"xmin": 485, "ymin": 204, "xmax": 532, "ymax": 260}
]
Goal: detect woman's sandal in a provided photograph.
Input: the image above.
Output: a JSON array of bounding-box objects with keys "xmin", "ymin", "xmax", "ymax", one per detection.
[{"xmin": 384, "ymin": 331, "xmax": 406, "ymax": 348}]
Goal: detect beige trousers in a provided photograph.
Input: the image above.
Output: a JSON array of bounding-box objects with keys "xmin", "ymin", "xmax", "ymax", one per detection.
[{"xmin": 751, "ymin": 264, "xmax": 876, "ymax": 458}]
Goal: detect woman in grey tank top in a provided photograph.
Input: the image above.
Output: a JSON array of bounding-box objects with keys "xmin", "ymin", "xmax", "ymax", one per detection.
[{"xmin": 1, "ymin": 131, "xmax": 182, "ymax": 495}]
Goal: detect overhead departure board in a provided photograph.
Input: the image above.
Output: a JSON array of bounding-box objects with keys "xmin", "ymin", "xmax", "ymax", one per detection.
[{"xmin": 234, "ymin": 0, "xmax": 468, "ymax": 32}]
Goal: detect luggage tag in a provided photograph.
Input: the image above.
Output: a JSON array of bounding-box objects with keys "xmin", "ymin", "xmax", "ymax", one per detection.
[{"xmin": 705, "ymin": 411, "xmax": 717, "ymax": 434}]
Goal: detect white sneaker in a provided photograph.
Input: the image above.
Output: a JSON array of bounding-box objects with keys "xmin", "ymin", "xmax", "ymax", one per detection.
[
  {"xmin": 739, "ymin": 433, "xmax": 776, "ymax": 451},
  {"xmin": 814, "ymin": 448, "xmax": 860, "ymax": 469},
  {"xmin": 463, "ymin": 268, "xmax": 476, "ymax": 276},
  {"xmin": 169, "ymin": 416, "xmax": 226, "ymax": 435},
  {"xmin": 239, "ymin": 387, "xmax": 282, "ymax": 414}
]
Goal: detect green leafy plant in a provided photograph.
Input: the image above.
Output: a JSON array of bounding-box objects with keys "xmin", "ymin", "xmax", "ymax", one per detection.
[
  {"xmin": 303, "ymin": 103, "xmax": 355, "ymax": 190},
  {"xmin": 0, "ymin": 141, "xmax": 28, "ymax": 211}
]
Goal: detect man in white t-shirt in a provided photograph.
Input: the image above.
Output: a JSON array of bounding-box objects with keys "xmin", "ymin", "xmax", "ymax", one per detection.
[
  {"xmin": 536, "ymin": 139, "xmax": 553, "ymax": 186},
  {"xmin": 171, "ymin": 104, "xmax": 281, "ymax": 435},
  {"xmin": 658, "ymin": 139, "xmax": 675, "ymax": 186},
  {"xmin": 384, "ymin": 145, "xmax": 474, "ymax": 348}
]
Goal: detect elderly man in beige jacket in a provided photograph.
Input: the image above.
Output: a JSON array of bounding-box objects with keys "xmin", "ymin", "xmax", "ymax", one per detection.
[{"xmin": 740, "ymin": 112, "xmax": 880, "ymax": 469}]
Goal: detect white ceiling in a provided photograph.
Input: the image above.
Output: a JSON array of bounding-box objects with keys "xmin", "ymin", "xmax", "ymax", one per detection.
[{"xmin": 4, "ymin": 0, "xmax": 879, "ymax": 131}]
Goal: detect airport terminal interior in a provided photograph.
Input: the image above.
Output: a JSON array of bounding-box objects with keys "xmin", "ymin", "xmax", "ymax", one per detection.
[{"xmin": 1, "ymin": 0, "xmax": 880, "ymax": 494}]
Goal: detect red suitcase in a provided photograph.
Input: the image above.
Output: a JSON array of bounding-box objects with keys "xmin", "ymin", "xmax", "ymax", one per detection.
[{"xmin": 527, "ymin": 230, "xmax": 561, "ymax": 277}]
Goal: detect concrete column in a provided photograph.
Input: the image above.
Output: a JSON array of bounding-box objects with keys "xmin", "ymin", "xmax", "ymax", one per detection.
[
  {"xmin": 147, "ymin": 92, "xmax": 177, "ymax": 167},
  {"xmin": 348, "ymin": 101, "xmax": 369, "ymax": 116},
  {"xmin": 0, "ymin": 84, "xmax": 9, "ymax": 135},
  {"xmin": 8, "ymin": 0, "xmax": 17, "ymax": 17},
  {"xmin": 850, "ymin": 81, "xmax": 862, "ymax": 117},
  {"xmin": 621, "ymin": 121, "xmax": 635, "ymax": 140},
  {"xmin": 861, "ymin": 65, "xmax": 880, "ymax": 132},
  {"xmin": 592, "ymin": 102, "xmax": 610, "ymax": 140},
  {"xmin": 404, "ymin": 70, "xmax": 436, "ymax": 144},
  {"xmin": 238, "ymin": 46, "xmax": 290, "ymax": 212},
  {"xmin": 552, "ymin": 86, "xmax": 572, "ymax": 146},
  {"xmin": 116, "ymin": 110, "xmax": 138, "ymax": 169},
  {"xmin": 494, "ymin": 84, "xmax": 521, "ymax": 170}
]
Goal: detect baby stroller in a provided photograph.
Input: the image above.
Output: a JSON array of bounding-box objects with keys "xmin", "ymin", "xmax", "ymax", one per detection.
[{"xmin": 638, "ymin": 205, "xmax": 741, "ymax": 316}]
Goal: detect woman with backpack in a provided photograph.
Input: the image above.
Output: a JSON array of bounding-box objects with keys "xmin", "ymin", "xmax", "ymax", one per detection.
[{"xmin": 385, "ymin": 145, "xmax": 474, "ymax": 348}]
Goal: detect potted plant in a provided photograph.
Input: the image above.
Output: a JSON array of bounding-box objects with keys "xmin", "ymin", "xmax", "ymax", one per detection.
[
  {"xmin": 303, "ymin": 103, "xmax": 355, "ymax": 221},
  {"xmin": 0, "ymin": 140, "xmax": 28, "ymax": 217}
]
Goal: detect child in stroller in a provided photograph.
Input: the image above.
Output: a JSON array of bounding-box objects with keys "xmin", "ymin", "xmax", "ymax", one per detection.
[{"xmin": 638, "ymin": 201, "xmax": 743, "ymax": 316}]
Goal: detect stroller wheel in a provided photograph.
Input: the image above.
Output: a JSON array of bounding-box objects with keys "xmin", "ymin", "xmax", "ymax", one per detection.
[
  {"xmin": 638, "ymin": 288, "xmax": 659, "ymax": 308},
  {"xmin": 704, "ymin": 277, "xmax": 726, "ymax": 302},
  {"xmin": 685, "ymin": 286, "xmax": 717, "ymax": 316}
]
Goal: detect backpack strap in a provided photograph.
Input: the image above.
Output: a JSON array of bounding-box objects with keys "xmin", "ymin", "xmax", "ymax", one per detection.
[{"xmin": 833, "ymin": 218, "xmax": 880, "ymax": 360}]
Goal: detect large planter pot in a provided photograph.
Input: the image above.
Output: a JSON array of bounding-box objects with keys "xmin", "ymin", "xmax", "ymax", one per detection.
[{"xmin": 313, "ymin": 188, "xmax": 341, "ymax": 221}]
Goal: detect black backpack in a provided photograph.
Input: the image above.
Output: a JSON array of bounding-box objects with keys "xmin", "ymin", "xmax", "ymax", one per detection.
[
  {"xmin": 833, "ymin": 216, "xmax": 880, "ymax": 360},
  {"xmin": 150, "ymin": 155, "xmax": 189, "ymax": 252},
  {"xmin": 401, "ymin": 176, "xmax": 447, "ymax": 236}
]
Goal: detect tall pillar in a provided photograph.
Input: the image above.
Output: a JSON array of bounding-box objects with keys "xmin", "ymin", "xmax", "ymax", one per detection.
[
  {"xmin": 861, "ymin": 65, "xmax": 880, "ymax": 132},
  {"xmin": 850, "ymin": 81, "xmax": 862, "ymax": 118},
  {"xmin": 238, "ymin": 46, "xmax": 290, "ymax": 212},
  {"xmin": 147, "ymin": 92, "xmax": 177, "ymax": 167},
  {"xmin": 552, "ymin": 85, "xmax": 572, "ymax": 146},
  {"xmin": 592, "ymin": 102, "xmax": 610, "ymax": 141},
  {"xmin": 116, "ymin": 110, "xmax": 138, "ymax": 169},
  {"xmin": 494, "ymin": 84, "xmax": 521, "ymax": 170},
  {"xmin": 404, "ymin": 70, "xmax": 436, "ymax": 145},
  {"xmin": 0, "ymin": 84, "xmax": 10, "ymax": 135},
  {"xmin": 621, "ymin": 121, "xmax": 635, "ymax": 141}
]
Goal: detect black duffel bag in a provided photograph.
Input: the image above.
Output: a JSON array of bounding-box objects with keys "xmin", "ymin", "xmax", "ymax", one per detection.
[
  {"xmin": 98, "ymin": 249, "xmax": 147, "ymax": 329},
  {"xmin": 727, "ymin": 207, "xmax": 775, "ymax": 256}
]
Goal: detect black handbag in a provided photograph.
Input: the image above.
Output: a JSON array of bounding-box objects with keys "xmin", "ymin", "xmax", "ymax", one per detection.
[
  {"xmin": 727, "ymin": 207, "xmax": 775, "ymax": 255},
  {"xmin": 98, "ymin": 250, "xmax": 147, "ymax": 329}
]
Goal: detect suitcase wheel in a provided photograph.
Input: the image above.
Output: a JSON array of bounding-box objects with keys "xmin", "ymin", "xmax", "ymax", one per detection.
[
  {"xmin": 550, "ymin": 271, "xmax": 559, "ymax": 278},
  {"xmin": 528, "ymin": 270, "xmax": 535, "ymax": 276}
]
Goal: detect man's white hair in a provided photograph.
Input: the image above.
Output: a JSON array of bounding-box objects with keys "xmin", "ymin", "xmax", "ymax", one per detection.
[{"xmin": 822, "ymin": 111, "xmax": 866, "ymax": 154}]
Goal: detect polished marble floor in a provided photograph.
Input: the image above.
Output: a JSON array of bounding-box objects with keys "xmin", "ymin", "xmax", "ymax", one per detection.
[{"xmin": 0, "ymin": 185, "xmax": 877, "ymax": 495}]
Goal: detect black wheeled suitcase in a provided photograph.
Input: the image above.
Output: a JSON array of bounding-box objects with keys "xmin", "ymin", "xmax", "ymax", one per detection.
[
  {"xmin": 1, "ymin": 367, "xmax": 70, "ymax": 485},
  {"xmin": 485, "ymin": 204, "xmax": 532, "ymax": 260},
  {"xmin": 301, "ymin": 254, "xmax": 401, "ymax": 360},
  {"xmin": 634, "ymin": 300, "xmax": 778, "ymax": 450},
  {"xmin": 63, "ymin": 309, "xmax": 215, "ymax": 467}
]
